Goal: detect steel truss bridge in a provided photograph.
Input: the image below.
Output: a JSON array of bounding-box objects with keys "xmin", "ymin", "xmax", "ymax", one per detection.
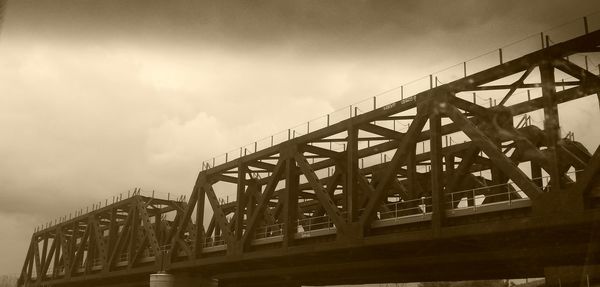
[{"xmin": 19, "ymin": 22, "xmax": 600, "ymax": 287}]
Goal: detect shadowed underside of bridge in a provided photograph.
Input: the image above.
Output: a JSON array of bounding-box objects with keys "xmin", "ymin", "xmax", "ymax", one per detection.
[{"xmin": 19, "ymin": 27, "xmax": 600, "ymax": 287}]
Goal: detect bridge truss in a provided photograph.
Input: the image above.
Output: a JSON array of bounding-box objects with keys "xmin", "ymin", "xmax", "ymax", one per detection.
[{"xmin": 19, "ymin": 26, "xmax": 600, "ymax": 287}]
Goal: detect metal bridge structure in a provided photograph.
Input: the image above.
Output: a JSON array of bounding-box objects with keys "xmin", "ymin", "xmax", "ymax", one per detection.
[{"xmin": 18, "ymin": 18, "xmax": 600, "ymax": 287}]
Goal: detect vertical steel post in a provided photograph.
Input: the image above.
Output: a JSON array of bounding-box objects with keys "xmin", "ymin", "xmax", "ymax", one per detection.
[
  {"xmin": 347, "ymin": 126, "xmax": 360, "ymax": 223},
  {"xmin": 283, "ymin": 157, "xmax": 299, "ymax": 247},
  {"xmin": 540, "ymin": 32, "xmax": 545, "ymax": 49},
  {"xmin": 431, "ymin": 105, "xmax": 443, "ymax": 234},
  {"xmin": 540, "ymin": 60, "xmax": 562, "ymax": 193},
  {"xmin": 401, "ymin": 86, "xmax": 404, "ymax": 100},
  {"xmin": 235, "ymin": 164, "xmax": 246, "ymax": 245},
  {"xmin": 429, "ymin": 75, "xmax": 433, "ymax": 89}
]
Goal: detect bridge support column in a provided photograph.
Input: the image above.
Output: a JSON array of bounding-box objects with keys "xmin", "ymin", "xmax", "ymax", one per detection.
[
  {"xmin": 545, "ymin": 265, "xmax": 600, "ymax": 287},
  {"xmin": 150, "ymin": 272, "xmax": 218, "ymax": 287}
]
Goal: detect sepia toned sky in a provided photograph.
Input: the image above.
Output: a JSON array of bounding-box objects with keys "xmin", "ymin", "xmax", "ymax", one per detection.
[{"xmin": 1, "ymin": 0, "xmax": 600, "ymax": 275}]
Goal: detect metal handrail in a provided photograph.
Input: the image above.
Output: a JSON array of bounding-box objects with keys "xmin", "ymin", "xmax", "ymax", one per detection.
[
  {"xmin": 254, "ymin": 223, "xmax": 284, "ymax": 239},
  {"xmin": 297, "ymin": 214, "xmax": 335, "ymax": 232},
  {"xmin": 447, "ymin": 170, "xmax": 581, "ymax": 209},
  {"xmin": 201, "ymin": 237, "xmax": 226, "ymax": 248}
]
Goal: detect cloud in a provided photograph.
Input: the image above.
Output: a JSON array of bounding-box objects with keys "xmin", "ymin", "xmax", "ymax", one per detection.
[
  {"xmin": 146, "ymin": 112, "xmax": 224, "ymax": 164},
  {"xmin": 5, "ymin": 0, "xmax": 599, "ymax": 56}
]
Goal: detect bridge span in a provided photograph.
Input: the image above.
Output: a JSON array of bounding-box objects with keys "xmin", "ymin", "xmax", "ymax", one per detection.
[{"xmin": 19, "ymin": 17, "xmax": 600, "ymax": 287}]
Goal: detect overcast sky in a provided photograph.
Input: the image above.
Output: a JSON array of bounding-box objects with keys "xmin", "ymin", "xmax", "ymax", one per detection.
[{"xmin": 1, "ymin": 0, "xmax": 600, "ymax": 275}]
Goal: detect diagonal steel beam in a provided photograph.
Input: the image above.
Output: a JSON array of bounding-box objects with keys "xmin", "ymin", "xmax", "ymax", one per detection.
[
  {"xmin": 136, "ymin": 197, "xmax": 160, "ymax": 258},
  {"xmin": 127, "ymin": 204, "xmax": 139, "ymax": 269},
  {"xmin": 58, "ymin": 228, "xmax": 71, "ymax": 277},
  {"xmin": 40, "ymin": 237, "xmax": 57, "ymax": 280},
  {"xmin": 553, "ymin": 57, "xmax": 600, "ymax": 84},
  {"xmin": 326, "ymin": 168, "xmax": 342, "ymax": 198},
  {"xmin": 130, "ymin": 235, "xmax": 149, "ymax": 267},
  {"xmin": 248, "ymin": 160, "xmax": 277, "ymax": 171},
  {"xmin": 447, "ymin": 96, "xmax": 489, "ymax": 119},
  {"xmin": 241, "ymin": 159, "xmax": 285, "ymax": 247},
  {"xmin": 204, "ymin": 183, "xmax": 233, "ymax": 244},
  {"xmin": 445, "ymin": 104, "xmax": 541, "ymax": 199},
  {"xmin": 510, "ymin": 82, "xmax": 600, "ymax": 115},
  {"xmin": 295, "ymin": 152, "xmax": 347, "ymax": 233},
  {"xmin": 108, "ymin": 207, "xmax": 133, "ymax": 269},
  {"xmin": 303, "ymin": 144, "xmax": 343, "ymax": 159},
  {"xmin": 359, "ymin": 123, "xmax": 404, "ymax": 139},
  {"xmin": 498, "ymin": 66, "xmax": 535, "ymax": 106},
  {"xmin": 445, "ymin": 146, "xmax": 480, "ymax": 197},
  {"xmin": 571, "ymin": 146, "xmax": 600, "ymax": 196},
  {"xmin": 33, "ymin": 237, "xmax": 41, "ymax": 281},
  {"xmin": 70, "ymin": 223, "xmax": 90, "ymax": 275},
  {"xmin": 90, "ymin": 216, "xmax": 108, "ymax": 268},
  {"xmin": 169, "ymin": 174, "xmax": 205, "ymax": 257},
  {"xmin": 19, "ymin": 238, "xmax": 34, "ymax": 284},
  {"xmin": 360, "ymin": 102, "xmax": 430, "ymax": 227}
]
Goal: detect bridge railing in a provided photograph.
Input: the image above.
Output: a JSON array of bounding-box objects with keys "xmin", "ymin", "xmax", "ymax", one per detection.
[
  {"xmin": 202, "ymin": 237, "xmax": 226, "ymax": 248},
  {"xmin": 200, "ymin": 12, "xmax": 600, "ymax": 172},
  {"xmin": 447, "ymin": 170, "xmax": 582, "ymax": 210},
  {"xmin": 298, "ymin": 214, "xmax": 336, "ymax": 233},
  {"xmin": 254, "ymin": 223, "xmax": 284, "ymax": 239},
  {"xmin": 379, "ymin": 197, "xmax": 433, "ymax": 219},
  {"xmin": 447, "ymin": 183, "xmax": 528, "ymax": 212}
]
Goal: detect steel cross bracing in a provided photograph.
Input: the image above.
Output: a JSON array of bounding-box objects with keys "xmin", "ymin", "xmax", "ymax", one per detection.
[
  {"xmin": 19, "ymin": 29, "xmax": 600, "ymax": 287},
  {"xmin": 19, "ymin": 192, "xmax": 187, "ymax": 286}
]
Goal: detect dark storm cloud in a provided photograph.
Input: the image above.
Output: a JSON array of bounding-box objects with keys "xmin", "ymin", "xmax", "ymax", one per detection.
[{"xmin": 6, "ymin": 0, "xmax": 599, "ymax": 54}]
